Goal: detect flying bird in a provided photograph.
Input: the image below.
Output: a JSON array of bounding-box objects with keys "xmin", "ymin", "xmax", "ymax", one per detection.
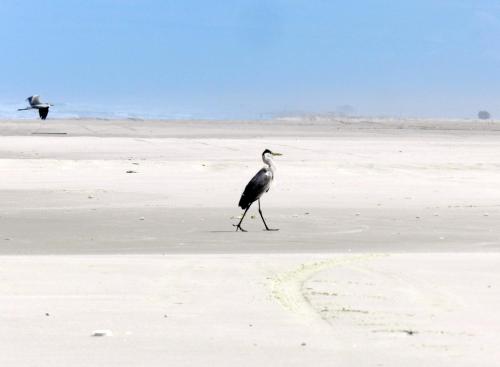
[
  {"xmin": 234, "ymin": 149, "xmax": 282, "ymax": 232},
  {"xmin": 18, "ymin": 95, "xmax": 53, "ymax": 120}
]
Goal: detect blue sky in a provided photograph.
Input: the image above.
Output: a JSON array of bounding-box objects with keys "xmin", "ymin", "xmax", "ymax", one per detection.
[{"xmin": 1, "ymin": 0, "xmax": 500, "ymax": 118}]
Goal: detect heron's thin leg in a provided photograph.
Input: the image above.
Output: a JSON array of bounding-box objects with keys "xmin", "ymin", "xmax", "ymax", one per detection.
[
  {"xmin": 234, "ymin": 206, "xmax": 250, "ymax": 232},
  {"xmin": 258, "ymin": 199, "xmax": 278, "ymax": 231}
]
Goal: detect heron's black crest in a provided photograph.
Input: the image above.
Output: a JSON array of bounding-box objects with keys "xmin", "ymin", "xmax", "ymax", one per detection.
[{"xmin": 262, "ymin": 149, "xmax": 272, "ymax": 157}]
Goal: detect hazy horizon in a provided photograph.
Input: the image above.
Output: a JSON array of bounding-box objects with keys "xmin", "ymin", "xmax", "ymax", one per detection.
[{"xmin": 2, "ymin": 1, "xmax": 500, "ymax": 119}]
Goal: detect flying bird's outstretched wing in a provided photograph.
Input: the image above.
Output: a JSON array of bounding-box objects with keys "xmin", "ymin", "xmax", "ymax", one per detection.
[
  {"xmin": 39, "ymin": 107, "xmax": 49, "ymax": 120},
  {"xmin": 238, "ymin": 168, "xmax": 272, "ymax": 209},
  {"xmin": 27, "ymin": 95, "xmax": 42, "ymax": 106}
]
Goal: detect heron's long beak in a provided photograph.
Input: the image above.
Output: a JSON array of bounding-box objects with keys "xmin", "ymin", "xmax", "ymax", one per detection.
[{"xmin": 272, "ymin": 152, "xmax": 282, "ymax": 156}]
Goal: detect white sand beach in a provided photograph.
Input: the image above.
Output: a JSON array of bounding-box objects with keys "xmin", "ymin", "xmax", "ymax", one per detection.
[{"xmin": 0, "ymin": 118, "xmax": 499, "ymax": 366}]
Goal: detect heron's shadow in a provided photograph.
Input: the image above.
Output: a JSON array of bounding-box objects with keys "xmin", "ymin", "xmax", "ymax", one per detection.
[{"xmin": 208, "ymin": 229, "xmax": 279, "ymax": 233}]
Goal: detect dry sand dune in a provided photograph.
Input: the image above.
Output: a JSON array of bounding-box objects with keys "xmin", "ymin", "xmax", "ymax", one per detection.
[{"xmin": 0, "ymin": 118, "xmax": 499, "ymax": 366}]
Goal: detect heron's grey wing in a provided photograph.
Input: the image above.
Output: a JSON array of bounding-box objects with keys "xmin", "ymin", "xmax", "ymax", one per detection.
[
  {"xmin": 30, "ymin": 95, "xmax": 41, "ymax": 106},
  {"xmin": 238, "ymin": 168, "xmax": 272, "ymax": 209},
  {"xmin": 39, "ymin": 107, "xmax": 49, "ymax": 120}
]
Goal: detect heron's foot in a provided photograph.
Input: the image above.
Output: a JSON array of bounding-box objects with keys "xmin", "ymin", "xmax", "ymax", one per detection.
[{"xmin": 233, "ymin": 224, "xmax": 247, "ymax": 232}]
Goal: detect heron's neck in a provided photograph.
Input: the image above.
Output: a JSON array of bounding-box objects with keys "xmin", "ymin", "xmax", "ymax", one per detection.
[{"xmin": 263, "ymin": 156, "xmax": 276, "ymax": 175}]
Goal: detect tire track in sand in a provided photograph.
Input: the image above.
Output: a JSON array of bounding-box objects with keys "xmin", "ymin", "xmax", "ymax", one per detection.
[{"xmin": 267, "ymin": 254, "xmax": 385, "ymax": 322}]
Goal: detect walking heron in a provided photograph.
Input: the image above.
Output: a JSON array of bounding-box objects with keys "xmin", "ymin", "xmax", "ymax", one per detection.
[{"xmin": 234, "ymin": 149, "xmax": 282, "ymax": 232}]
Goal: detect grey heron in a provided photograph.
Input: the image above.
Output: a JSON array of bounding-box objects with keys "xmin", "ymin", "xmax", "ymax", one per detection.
[
  {"xmin": 18, "ymin": 95, "xmax": 53, "ymax": 120},
  {"xmin": 234, "ymin": 149, "xmax": 282, "ymax": 232}
]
